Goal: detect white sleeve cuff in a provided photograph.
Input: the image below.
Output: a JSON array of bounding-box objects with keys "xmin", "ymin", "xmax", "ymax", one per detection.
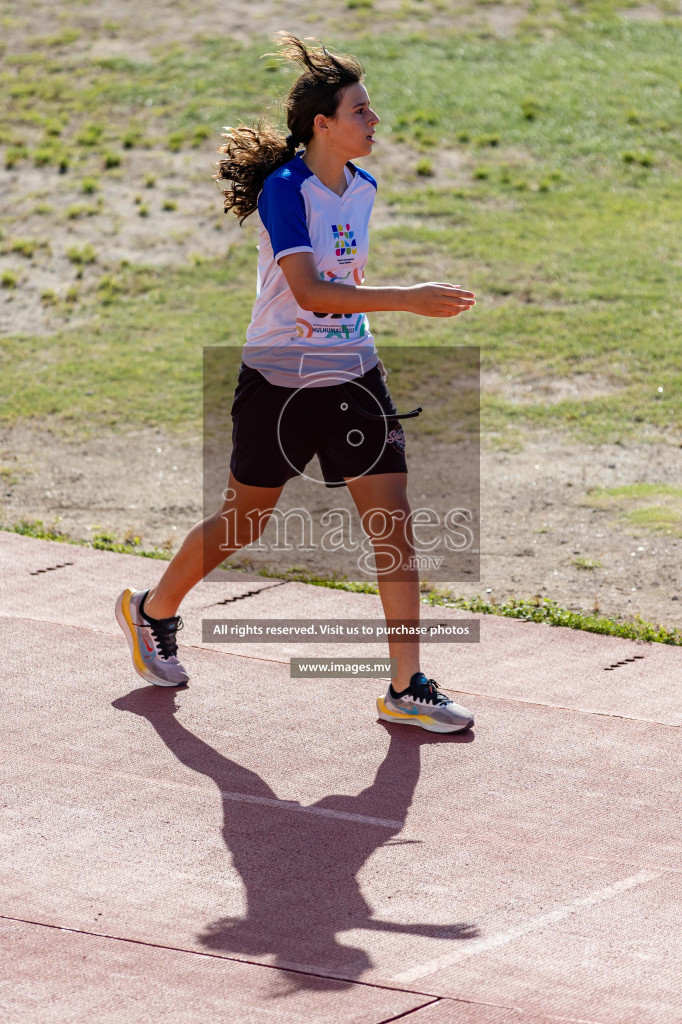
[{"xmin": 275, "ymin": 245, "xmax": 315, "ymax": 263}]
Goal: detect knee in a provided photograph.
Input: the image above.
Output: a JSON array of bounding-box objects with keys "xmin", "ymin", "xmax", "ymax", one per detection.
[
  {"xmin": 362, "ymin": 508, "xmax": 413, "ymax": 552},
  {"xmin": 214, "ymin": 506, "xmax": 271, "ymax": 549}
]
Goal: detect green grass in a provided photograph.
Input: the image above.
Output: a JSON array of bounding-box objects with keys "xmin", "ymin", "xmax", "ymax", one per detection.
[
  {"xmin": 573, "ymin": 557, "xmax": 603, "ymax": 570},
  {"xmin": 4, "ymin": 237, "xmax": 48, "ymax": 259},
  {"xmin": 0, "ymin": 189, "xmax": 678, "ymax": 438},
  {"xmin": 0, "ymin": 253, "xmax": 255, "ymax": 433},
  {"xmin": 3, "ymin": 19, "xmax": 680, "ymax": 168},
  {"xmin": 4, "ymin": 518, "xmax": 171, "ymax": 558},
  {"xmin": 423, "ymin": 592, "xmax": 682, "ymax": 645},
  {"xmin": 66, "ymin": 202, "xmax": 99, "ymax": 219},
  {"xmin": 65, "ymin": 243, "xmax": 97, "ymax": 265},
  {"xmin": 0, "ymin": 14, "xmax": 680, "ymax": 443},
  {"xmin": 587, "ymin": 483, "xmax": 682, "ymax": 536},
  {"xmin": 368, "ymin": 25, "xmax": 680, "ymax": 167},
  {"xmin": 415, "ymin": 157, "xmax": 434, "ymax": 177},
  {"xmin": 371, "ymin": 175, "xmax": 681, "ymax": 439}
]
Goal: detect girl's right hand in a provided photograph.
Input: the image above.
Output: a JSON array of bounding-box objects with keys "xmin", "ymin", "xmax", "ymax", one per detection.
[{"xmin": 404, "ymin": 282, "xmax": 476, "ymax": 317}]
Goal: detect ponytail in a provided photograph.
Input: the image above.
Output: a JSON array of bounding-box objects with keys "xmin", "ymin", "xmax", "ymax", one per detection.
[
  {"xmin": 214, "ymin": 33, "xmax": 363, "ymax": 223},
  {"xmin": 215, "ymin": 121, "xmax": 298, "ymax": 223}
]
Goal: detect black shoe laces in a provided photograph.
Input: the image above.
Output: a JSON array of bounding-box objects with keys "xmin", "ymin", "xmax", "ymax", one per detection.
[
  {"xmin": 410, "ymin": 675, "xmax": 450, "ymax": 705},
  {"xmin": 147, "ymin": 616, "xmax": 184, "ymax": 660}
]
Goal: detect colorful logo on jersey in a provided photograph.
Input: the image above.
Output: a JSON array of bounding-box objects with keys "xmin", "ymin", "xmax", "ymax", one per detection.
[
  {"xmin": 332, "ymin": 223, "xmax": 356, "ymax": 258},
  {"xmin": 321, "ymin": 269, "xmax": 352, "ymax": 283},
  {"xmin": 321, "ymin": 267, "xmax": 365, "ymax": 285}
]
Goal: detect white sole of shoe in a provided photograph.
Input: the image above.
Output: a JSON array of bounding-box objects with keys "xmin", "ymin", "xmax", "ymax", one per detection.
[{"xmin": 377, "ymin": 699, "xmax": 472, "ymax": 733}]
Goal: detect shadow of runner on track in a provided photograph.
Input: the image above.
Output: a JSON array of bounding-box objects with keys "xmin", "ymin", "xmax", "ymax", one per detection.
[{"xmin": 113, "ymin": 685, "xmax": 479, "ymax": 990}]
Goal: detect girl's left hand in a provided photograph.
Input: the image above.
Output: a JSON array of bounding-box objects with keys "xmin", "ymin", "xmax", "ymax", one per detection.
[{"xmin": 377, "ymin": 358, "xmax": 388, "ymax": 382}]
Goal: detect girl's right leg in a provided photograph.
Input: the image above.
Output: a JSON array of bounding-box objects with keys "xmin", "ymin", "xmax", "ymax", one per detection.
[
  {"xmin": 145, "ymin": 472, "xmax": 285, "ymax": 619},
  {"xmin": 115, "ymin": 472, "xmax": 284, "ymax": 686}
]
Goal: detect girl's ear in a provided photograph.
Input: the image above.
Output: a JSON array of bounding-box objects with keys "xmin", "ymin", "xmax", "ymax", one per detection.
[{"xmin": 313, "ymin": 113, "xmax": 329, "ymax": 134}]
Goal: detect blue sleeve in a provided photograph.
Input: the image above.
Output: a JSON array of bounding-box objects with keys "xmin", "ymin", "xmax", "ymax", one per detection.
[
  {"xmin": 354, "ymin": 165, "xmax": 377, "ymax": 191},
  {"xmin": 257, "ymin": 172, "xmax": 314, "ymax": 263}
]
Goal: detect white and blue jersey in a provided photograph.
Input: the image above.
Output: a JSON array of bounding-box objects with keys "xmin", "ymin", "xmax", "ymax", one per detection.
[{"xmin": 244, "ymin": 151, "xmax": 379, "ymax": 388}]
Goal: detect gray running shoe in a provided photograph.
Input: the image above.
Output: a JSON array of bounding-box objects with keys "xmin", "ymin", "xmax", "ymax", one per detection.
[
  {"xmin": 377, "ymin": 672, "xmax": 473, "ymax": 733},
  {"xmin": 115, "ymin": 588, "xmax": 189, "ymax": 687}
]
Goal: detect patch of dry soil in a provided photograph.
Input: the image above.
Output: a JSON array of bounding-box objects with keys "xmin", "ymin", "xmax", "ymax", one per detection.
[
  {"xmin": 0, "ymin": 0, "xmax": 530, "ymax": 64},
  {"xmin": 1, "ymin": 422, "xmax": 680, "ymax": 629}
]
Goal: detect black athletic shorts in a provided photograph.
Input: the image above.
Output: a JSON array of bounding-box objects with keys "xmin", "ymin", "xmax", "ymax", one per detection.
[{"xmin": 229, "ymin": 362, "xmax": 408, "ymax": 488}]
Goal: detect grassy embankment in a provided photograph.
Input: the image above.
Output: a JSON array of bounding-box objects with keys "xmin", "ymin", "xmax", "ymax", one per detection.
[{"xmin": 1, "ymin": 19, "xmax": 680, "ymax": 439}]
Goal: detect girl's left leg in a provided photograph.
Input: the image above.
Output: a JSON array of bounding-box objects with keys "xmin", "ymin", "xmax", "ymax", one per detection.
[
  {"xmin": 345, "ymin": 471, "xmax": 475, "ymax": 732},
  {"xmin": 344, "ymin": 472, "xmax": 420, "ymax": 691}
]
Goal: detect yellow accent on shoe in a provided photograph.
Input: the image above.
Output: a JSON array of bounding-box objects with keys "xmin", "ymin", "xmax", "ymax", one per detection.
[
  {"xmin": 376, "ymin": 695, "xmax": 434, "ymax": 727},
  {"xmin": 116, "ymin": 587, "xmax": 147, "ymax": 677}
]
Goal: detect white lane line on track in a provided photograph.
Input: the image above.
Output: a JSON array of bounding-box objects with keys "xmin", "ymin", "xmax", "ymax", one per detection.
[
  {"xmin": 23, "ymin": 759, "xmax": 404, "ymax": 830},
  {"xmin": 218, "ymin": 789, "xmax": 404, "ymax": 829},
  {"xmin": 394, "ymin": 868, "xmax": 661, "ymax": 984}
]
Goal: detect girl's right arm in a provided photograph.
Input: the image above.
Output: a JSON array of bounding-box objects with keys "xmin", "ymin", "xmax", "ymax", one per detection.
[{"xmin": 279, "ymin": 252, "xmax": 475, "ymax": 318}]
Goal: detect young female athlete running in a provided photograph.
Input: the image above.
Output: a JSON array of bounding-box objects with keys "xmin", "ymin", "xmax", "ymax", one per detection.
[{"xmin": 116, "ymin": 34, "xmax": 476, "ymax": 733}]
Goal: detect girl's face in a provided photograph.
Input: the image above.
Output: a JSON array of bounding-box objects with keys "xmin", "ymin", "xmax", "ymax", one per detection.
[{"xmin": 320, "ymin": 82, "xmax": 380, "ymax": 159}]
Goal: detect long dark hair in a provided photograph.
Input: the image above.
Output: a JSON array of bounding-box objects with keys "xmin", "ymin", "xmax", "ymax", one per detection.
[{"xmin": 215, "ymin": 33, "xmax": 364, "ymax": 222}]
